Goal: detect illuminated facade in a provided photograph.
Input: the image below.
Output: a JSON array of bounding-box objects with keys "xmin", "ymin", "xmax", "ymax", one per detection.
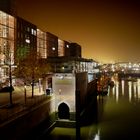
[
  {"xmin": 58, "ymin": 39, "xmax": 64, "ymax": 57},
  {"xmin": 37, "ymin": 29, "xmax": 47, "ymax": 58},
  {"xmin": 52, "ymin": 73, "xmax": 76, "ymax": 120},
  {"xmin": 52, "ymin": 72, "xmax": 89, "ymax": 123},
  {"xmin": 0, "ymin": 10, "xmax": 15, "ymax": 83}
]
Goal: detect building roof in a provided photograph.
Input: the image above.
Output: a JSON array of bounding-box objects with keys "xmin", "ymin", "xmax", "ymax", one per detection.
[{"xmin": 45, "ymin": 56, "xmax": 94, "ymax": 63}]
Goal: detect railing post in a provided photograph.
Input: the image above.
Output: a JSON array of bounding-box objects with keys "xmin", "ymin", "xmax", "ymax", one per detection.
[{"xmin": 76, "ymin": 90, "xmax": 81, "ymax": 140}]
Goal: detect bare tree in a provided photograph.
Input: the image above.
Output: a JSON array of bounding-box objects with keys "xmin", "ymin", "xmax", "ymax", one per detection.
[
  {"xmin": 15, "ymin": 51, "xmax": 51, "ymax": 99},
  {"xmin": 4, "ymin": 45, "xmax": 15, "ymax": 106}
]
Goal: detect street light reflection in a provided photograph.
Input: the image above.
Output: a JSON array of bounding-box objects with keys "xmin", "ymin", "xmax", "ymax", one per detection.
[
  {"xmin": 137, "ymin": 79, "xmax": 140, "ymax": 99},
  {"xmin": 115, "ymin": 82, "xmax": 119, "ymax": 102},
  {"xmin": 128, "ymin": 81, "xmax": 132, "ymax": 102},
  {"xmin": 133, "ymin": 82, "xmax": 137, "ymax": 98},
  {"xmin": 121, "ymin": 80, "xmax": 124, "ymax": 96},
  {"xmin": 93, "ymin": 129, "xmax": 100, "ymax": 140}
]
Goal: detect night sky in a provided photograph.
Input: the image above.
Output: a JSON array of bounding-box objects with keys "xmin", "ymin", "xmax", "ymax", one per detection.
[{"xmin": 16, "ymin": 0, "xmax": 140, "ymax": 63}]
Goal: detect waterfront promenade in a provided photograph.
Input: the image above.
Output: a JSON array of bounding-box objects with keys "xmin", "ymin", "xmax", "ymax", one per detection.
[
  {"xmin": 0, "ymin": 85, "xmax": 56, "ymax": 140},
  {"xmin": 0, "ymin": 85, "xmax": 51, "ymax": 125}
]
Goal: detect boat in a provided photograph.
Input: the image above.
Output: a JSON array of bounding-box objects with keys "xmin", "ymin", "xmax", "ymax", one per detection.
[
  {"xmin": 97, "ymin": 85, "xmax": 108, "ymax": 96},
  {"xmin": 97, "ymin": 76, "xmax": 109, "ymax": 96}
]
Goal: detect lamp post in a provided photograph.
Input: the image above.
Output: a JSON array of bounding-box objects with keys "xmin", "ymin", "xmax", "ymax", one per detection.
[
  {"xmin": 24, "ymin": 83, "xmax": 27, "ymax": 104},
  {"xmin": 9, "ymin": 62, "xmax": 13, "ymax": 106},
  {"xmin": 76, "ymin": 90, "xmax": 81, "ymax": 140},
  {"xmin": 7, "ymin": 51, "xmax": 15, "ymax": 107}
]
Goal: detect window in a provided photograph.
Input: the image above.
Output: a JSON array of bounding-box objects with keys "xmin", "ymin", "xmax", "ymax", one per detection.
[
  {"xmin": 27, "ymin": 27, "xmax": 30, "ymax": 32},
  {"xmin": 3, "ymin": 26, "xmax": 8, "ymax": 38},
  {"xmin": 25, "ymin": 38, "xmax": 30, "ymax": 44},
  {"xmin": 52, "ymin": 47, "xmax": 55, "ymax": 51},
  {"xmin": 31, "ymin": 28, "xmax": 36, "ymax": 36}
]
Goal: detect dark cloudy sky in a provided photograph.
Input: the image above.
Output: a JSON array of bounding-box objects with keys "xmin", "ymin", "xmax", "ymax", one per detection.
[{"xmin": 16, "ymin": 0, "xmax": 140, "ymax": 63}]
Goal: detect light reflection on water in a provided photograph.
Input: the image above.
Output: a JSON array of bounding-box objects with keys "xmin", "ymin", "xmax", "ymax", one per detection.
[
  {"xmin": 121, "ymin": 80, "xmax": 124, "ymax": 95},
  {"xmin": 43, "ymin": 76, "xmax": 140, "ymax": 140},
  {"xmin": 82, "ymin": 77, "xmax": 140, "ymax": 140},
  {"xmin": 109, "ymin": 78, "xmax": 140, "ymax": 103},
  {"xmin": 94, "ymin": 77, "xmax": 140, "ymax": 140}
]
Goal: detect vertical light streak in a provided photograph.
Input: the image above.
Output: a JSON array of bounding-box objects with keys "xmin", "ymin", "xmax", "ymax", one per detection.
[
  {"xmin": 116, "ymin": 82, "xmax": 119, "ymax": 102},
  {"xmin": 133, "ymin": 82, "xmax": 137, "ymax": 99},
  {"xmin": 137, "ymin": 79, "xmax": 140, "ymax": 99},
  {"xmin": 128, "ymin": 81, "xmax": 132, "ymax": 102},
  {"xmin": 121, "ymin": 80, "xmax": 124, "ymax": 96}
]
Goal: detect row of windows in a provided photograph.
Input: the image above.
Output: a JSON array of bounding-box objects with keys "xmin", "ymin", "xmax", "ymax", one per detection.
[
  {"xmin": 37, "ymin": 29, "xmax": 46, "ymax": 40},
  {"xmin": 0, "ymin": 24, "xmax": 14, "ymax": 40},
  {"xmin": 0, "ymin": 10, "xmax": 81, "ymax": 60},
  {"xmin": 0, "ymin": 11, "xmax": 14, "ymax": 28},
  {"xmin": 0, "ymin": 11, "xmax": 15, "ymax": 65},
  {"xmin": 17, "ymin": 20, "xmax": 36, "ymax": 36}
]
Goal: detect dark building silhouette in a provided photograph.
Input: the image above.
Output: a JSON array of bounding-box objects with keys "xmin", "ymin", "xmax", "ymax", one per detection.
[
  {"xmin": 0, "ymin": 0, "xmax": 17, "ymax": 16},
  {"xmin": 64, "ymin": 42, "xmax": 81, "ymax": 57},
  {"xmin": 69, "ymin": 43, "xmax": 81, "ymax": 58},
  {"xmin": 46, "ymin": 32, "xmax": 58, "ymax": 57},
  {"xmin": 15, "ymin": 17, "xmax": 37, "ymax": 61},
  {"xmin": 64, "ymin": 41, "xmax": 71, "ymax": 57}
]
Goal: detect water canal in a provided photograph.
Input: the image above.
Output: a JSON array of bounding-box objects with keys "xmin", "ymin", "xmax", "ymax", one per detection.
[{"xmin": 39, "ymin": 76, "xmax": 140, "ymax": 140}]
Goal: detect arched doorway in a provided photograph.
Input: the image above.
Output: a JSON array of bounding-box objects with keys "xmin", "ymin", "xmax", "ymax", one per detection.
[{"xmin": 58, "ymin": 102, "xmax": 70, "ymax": 119}]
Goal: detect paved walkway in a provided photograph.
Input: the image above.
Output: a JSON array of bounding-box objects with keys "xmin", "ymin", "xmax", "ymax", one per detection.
[{"xmin": 0, "ymin": 86, "xmax": 52, "ymax": 125}]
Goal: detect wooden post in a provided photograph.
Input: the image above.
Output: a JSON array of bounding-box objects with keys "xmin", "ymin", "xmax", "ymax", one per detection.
[{"xmin": 76, "ymin": 90, "xmax": 81, "ymax": 140}]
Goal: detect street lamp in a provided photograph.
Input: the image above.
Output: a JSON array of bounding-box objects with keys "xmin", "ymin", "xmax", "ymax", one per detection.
[
  {"xmin": 6, "ymin": 52, "xmax": 15, "ymax": 107},
  {"xmin": 9, "ymin": 62, "xmax": 13, "ymax": 106},
  {"xmin": 24, "ymin": 83, "xmax": 27, "ymax": 104}
]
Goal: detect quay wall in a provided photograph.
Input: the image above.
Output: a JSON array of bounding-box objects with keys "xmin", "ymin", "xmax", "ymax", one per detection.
[
  {"xmin": 0, "ymin": 74, "xmax": 98, "ymax": 139},
  {"xmin": 76, "ymin": 72, "xmax": 97, "ymax": 109},
  {"xmin": 0, "ymin": 98, "xmax": 55, "ymax": 140}
]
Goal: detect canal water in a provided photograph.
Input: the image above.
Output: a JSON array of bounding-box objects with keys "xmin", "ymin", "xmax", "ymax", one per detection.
[{"xmin": 40, "ymin": 76, "xmax": 140, "ymax": 140}]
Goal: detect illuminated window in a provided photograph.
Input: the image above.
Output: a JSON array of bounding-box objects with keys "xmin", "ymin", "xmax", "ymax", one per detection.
[
  {"xmin": 3, "ymin": 27, "xmax": 8, "ymax": 37},
  {"xmin": 8, "ymin": 15, "xmax": 14, "ymax": 28},
  {"xmin": 37, "ymin": 29, "xmax": 47, "ymax": 58},
  {"xmin": 27, "ymin": 27, "xmax": 30, "ymax": 32},
  {"xmin": 58, "ymin": 39, "xmax": 64, "ymax": 56},
  {"xmin": 31, "ymin": 29, "xmax": 36, "ymax": 36},
  {"xmin": 52, "ymin": 47, "xmax": 55, "ymax": 51},
  {"xmin": 25, "ymin": 34, "xmax": 30, "ymax": 44},
  {"xmin": 25, "ymin": 39, "xmax": 30, "ymax": 44},
  {"xmin": 34, "ymin": 30, "xmax": 36, "ymax": 36}
]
